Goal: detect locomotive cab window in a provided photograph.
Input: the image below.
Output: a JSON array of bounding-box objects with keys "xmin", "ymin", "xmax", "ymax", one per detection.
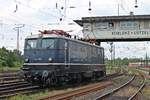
[
  {"xmin": 25, "ymin": 39, "xmax": 37, "ymax": 49},
  {"xmin": 42, "ymin": 38, "xmax": 57, "ymax": 49}
]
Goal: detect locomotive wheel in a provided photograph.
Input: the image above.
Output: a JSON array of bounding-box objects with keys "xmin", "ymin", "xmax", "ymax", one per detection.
[
  {"xmin": 45, "ymin": 77, "xmax": 51, "ymax": 87},
  {"xmin": 46, "ymin": 73, "xmax": 57, "ymax": 86},
  {"xmin": 77, "ymin": 74, "xmax": 82, "ymax": 83},
  {"xmin": 92, "ymin": 72, "xmax": 96, "ymax": 81}
]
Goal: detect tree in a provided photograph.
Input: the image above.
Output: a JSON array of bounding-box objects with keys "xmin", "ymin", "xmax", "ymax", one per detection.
[{"xmin": 0, "ymin": 47, "xmax": 23, "ymax": 67}]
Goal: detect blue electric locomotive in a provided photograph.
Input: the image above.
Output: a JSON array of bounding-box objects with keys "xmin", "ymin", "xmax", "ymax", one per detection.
[{"xmin": 21, "ymin": 30, "xmax": 106, "ymax": 86}]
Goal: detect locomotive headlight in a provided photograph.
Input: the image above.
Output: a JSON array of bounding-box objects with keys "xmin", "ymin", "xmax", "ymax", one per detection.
[
  {"xmin": 48, "ymin": 57, "xmax": 52, "ymax": 62},
  {"xmin": 25, "ymin": 58, "xmax": 29, "ymax": 63}
]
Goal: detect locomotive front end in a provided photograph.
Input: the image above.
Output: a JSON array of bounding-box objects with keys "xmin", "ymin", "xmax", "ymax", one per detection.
[{"xmin": 21, "ymin": 35, "xmax": 60, "ymax": 85}]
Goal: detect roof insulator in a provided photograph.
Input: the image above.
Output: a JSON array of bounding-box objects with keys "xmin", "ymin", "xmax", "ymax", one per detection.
[{"xmin": 88, "ymin": 1, "xmax": 92, "ymax": 11}]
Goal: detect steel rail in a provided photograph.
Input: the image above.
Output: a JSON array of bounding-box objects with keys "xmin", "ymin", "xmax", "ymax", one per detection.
[
  {"xmin": 0, "ymin": 81, "xmax": 26, "ymax": 87},
  {"xmin": 95, "ymin": 75, "xmax": 135, "ymax": 100},
  {"xmin": 0, "ymin": 85, "xmax": 40, "ymax": 99},
  {"xmin": 0, "ymin": 83, "xmax": 32, "ymax": 91},
  {"xmin": 0, "ymin": 76, "xmax": 20, "ymax": 80},
  {"xmin": 128, "ymin": 76, "xmax": 146, "ymax": 100},
  {"xmin": 0, "ymin": 72, "xmax": 18, "ymax": 77},
  {"xmin": 0, "ymin": 79, "xmax": 23, "ymax": 84},
  {"xmin": 0, "ymin": 85, "xmax": 39, "ymax": 95}
]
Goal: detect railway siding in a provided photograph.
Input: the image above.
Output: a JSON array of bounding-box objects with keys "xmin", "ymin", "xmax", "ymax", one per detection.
[
  {"xmin": 36, "ymin": 73, "xmax": 123, "ymax": 100},
  {"xmin": 95, "ymin": 73, "xmax": 146, "ymax": 100}
]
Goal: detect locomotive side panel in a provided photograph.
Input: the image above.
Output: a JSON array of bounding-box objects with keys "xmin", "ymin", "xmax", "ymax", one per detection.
[
  {"xmin": 66, "ymin": 39, "xmax": 105, "ymax": 77},
  {"xmin": 68, "ymin": 40, "xmax": 89, "ymax": 63},
  {"xmin": 68, "ymin": 40, "xmax": 104, "ymax": 64}
]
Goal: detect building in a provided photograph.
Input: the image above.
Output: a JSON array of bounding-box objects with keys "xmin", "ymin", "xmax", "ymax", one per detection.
[{"xmin": 75, "ymin": 15, "xmax": 150, "ymax": 42}]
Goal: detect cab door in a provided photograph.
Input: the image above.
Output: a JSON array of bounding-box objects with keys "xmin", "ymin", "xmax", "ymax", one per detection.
[{"xmin": 58, "ymin": 39, "xmax": 68, "ymax": 63}]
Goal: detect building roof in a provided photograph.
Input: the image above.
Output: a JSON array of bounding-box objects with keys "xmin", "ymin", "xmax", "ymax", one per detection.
[{"xmin": 74, "ymin": 15, "xmax": 150, "ymax": 26}]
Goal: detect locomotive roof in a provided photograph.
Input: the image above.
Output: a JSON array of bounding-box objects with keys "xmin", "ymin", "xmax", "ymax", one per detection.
[{"xmin": 26, "ymin": 34, "xmax": 103, "ymax": 48}]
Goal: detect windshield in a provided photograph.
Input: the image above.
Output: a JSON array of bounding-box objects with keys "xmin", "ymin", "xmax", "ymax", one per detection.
[
  {"xmin": 25, "ymin": 39, "xmax": 37, "ymax": 49},
  {"xmin": 25, "ymin": 38, "xmax": 57, "ymax": 49},
  {"xmin": 42, "ymin": 38, "xmax": 56, "ymax": 49}
]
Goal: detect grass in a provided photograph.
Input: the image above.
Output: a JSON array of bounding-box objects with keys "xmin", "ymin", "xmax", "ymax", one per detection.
[
  {"xmin": 9, "ymin": 91, "xmax": 50, "ymax": 100},
  {"xmin": 142, "ymin": 85, "xmax": 150, "ymax": 98},
  {"xmin": 106, "ymin": 65, "xmax": 131, "ymax": 75},
  {"xmin": 0, "ymin": 66, "xmax": 20, "ymax": 72},
  {"xmin": 137, "ymin": 68, "xmax": 150, "ymax": 74},
  {"xmin": 106, "ymin": 66, "xmax": 122, "ymax": 74}
]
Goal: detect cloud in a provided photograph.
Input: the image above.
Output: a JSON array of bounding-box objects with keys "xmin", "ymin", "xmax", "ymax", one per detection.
[{"xmin": 0, "ymin": 0, "xmax": 150, "ymax": 58}]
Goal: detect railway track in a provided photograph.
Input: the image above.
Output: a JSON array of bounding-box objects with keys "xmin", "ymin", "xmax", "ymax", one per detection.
[
  {"xmin": 70, "ymin": 73, "xmax": 132, "ymax": 100},
  {"xmin": 38, "ymin": 81, "xmax": 112, "ymax": 100},
  {"xmin": 0, "ymin": 72, "xmax": 128, "ymax": 99},
  {"xmin": 0, "ymin": 71, "xmax": 42, "ymax": 99},
  {"xmin": 0, "ymin": 71, "xmax": 20, "ymax": 82},
  {"xmin": 0, "ymin": 72, "xmax": 18, "ymax": 77},
  {"xmin": 37, "ymin": 73, "xmax": 124, "ymax": 100},
  {"xmin": 95, "ymin": 74, "xmax": 146, "ymax": 100}
]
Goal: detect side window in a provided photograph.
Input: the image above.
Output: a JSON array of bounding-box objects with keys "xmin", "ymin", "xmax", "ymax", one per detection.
[
  {"xmin": 109, "ymin": 22, "xmax": 114, "ymax": 27},
  {"xmin": 120, "ymin": 21, "xmax": 139, "ymax": 29}
]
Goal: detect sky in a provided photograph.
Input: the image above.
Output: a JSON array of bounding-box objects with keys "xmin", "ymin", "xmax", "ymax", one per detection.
[{"xmin": 0, "ymin": 0, "xmax": 150, "ymax": 59}]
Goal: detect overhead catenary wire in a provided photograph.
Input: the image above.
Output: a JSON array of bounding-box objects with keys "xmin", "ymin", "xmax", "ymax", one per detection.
[
  {"xmin": 0, "ymin": 6, "xmax": 82, "ymax": 43},
  {"xmin": 13, "ymin": 0, "xmax": 59, "ymax": 18},
  {"xmin": 0, "ymin": 4, "xmax": 54, "ymax": 25},
  {"xmin": 120, "ymin": 0, "xmax": 129, "ymax": 14},
  {"xmin": 0, "ymin": 0, "xmax": 65, "ymax": 31},
  {"xmin": 116, "ymin": 0, "xmax": 129, "ymax": 15},
  {"xmin": 13, "ymin": 0, "xmax": 77, "ymax": 24}
]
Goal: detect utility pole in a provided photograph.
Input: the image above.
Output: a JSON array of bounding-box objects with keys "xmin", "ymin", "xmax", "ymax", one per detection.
[
  {"xmin": 113, "ymin": 44, "xmax": 115, "ymax": 67},
  {"xmin": 118, "ymin": 4, "xmax": 119, "ymax": 16},
  {"xmin": 109, "ymin": 42, "xmax": 113, "ymax": 67},
  {"xmin": 145, "ymin": 52, "xmax": 148, "ymax": 67},
  {"xmin": 13, "ymin": 24, "xmax": 24, "ymax": 51},
  {"xmin": 64, "ymin": 0, "xmax": 67, "ymax": 18}
]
